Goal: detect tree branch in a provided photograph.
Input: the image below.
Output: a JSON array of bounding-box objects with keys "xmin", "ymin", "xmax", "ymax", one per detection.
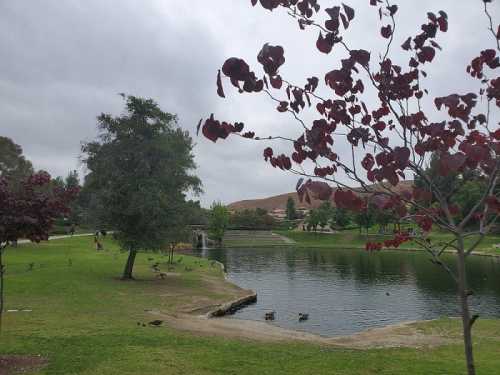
[{"xmin": 483, "ymin": 1, "xmax": 500, "ymax": 51}]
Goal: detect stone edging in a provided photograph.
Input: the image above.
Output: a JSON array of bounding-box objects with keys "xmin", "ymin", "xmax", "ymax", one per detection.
[
  {"xmin": 206, "ymin": 260, "xmax": 257, "ymax": 318},
  {"xmin": 206, "ymin": 292, "xmax": 258, "ymax": 318}
]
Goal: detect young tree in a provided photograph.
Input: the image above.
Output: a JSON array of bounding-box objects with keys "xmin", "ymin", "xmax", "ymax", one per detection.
[
  {"xmin": 353, "ymin": 203, "xmax": 375, "ymax": 234},
  {"xmin": 199, "ymin": 1, "xmax": 499, "ymax": 373},
  {"xmin": 0, "ymin": 171, "xmax": 77, "ymax": 331},
  {"xmin": 208, "ymin": 202, "xmax": 230, "ymax": 246},
  {"xmin": 286, "ymin": 196, "xmax": 297, "ymax": 219},
  {"xmin": 332, "ymin": 207, "xmax": 350, "ymax": 229},
  {"xmin": 82, "ymin": 95, "xmax": 201, "ymax": 280},
  {"xmin": 374, "ymin": 206, "xmax": 395, "ymax": 233},
  {"xmin": 317, "ymin": 201, "xmax": 333, "ymax": 229},
  {"xmin": 305, "ymin": 208, "xmax": 320, "ymax": 231}
]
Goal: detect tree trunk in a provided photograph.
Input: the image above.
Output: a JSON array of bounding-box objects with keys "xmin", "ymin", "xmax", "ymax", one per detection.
[
  {"xmin": 457, "ymin": 237, "xmax": 476, "ymax": 375},
  {"xmin": 0, "ymin": 248, "xmax": 4, "ymax": 333},
  {"xmin": 122, "ymin": 248, "xmax": 137, "ymax": 280}
]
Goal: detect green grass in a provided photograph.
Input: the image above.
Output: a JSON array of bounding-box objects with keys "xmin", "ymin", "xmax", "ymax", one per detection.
[
  {"xmin": 276, "ymin": 229, "xmax": 500, "ymax": 256},
  {"xmin": 1, "ymin": 237, "xmax": 500, "ymax": 374},
  {"xmin": 222, "ymin": 230, "xmax": 290, "ymax": 247}
]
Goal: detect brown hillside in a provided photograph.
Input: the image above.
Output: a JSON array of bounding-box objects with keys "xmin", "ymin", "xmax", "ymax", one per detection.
[{"xmin": 227, "ymin": 180, "xmax": 413, "ymax": 212}]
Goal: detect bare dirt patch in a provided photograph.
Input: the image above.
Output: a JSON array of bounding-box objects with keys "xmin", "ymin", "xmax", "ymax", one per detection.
[
  {"xmin": 151, "ymin": 312, "xmax": 455, "ymax": 349},
  {"xmin": 0, "ymin": 355, "xmax": 47, "ymax": 375}
]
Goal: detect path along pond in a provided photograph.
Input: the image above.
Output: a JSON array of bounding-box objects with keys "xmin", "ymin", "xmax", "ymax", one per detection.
[{"xmin": 191, "ymin": 246, "xmax": 500, "ymax": 337}]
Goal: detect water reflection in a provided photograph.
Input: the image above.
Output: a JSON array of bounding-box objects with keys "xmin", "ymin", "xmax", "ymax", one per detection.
[{"xmin": 193, "ymin": 247, "xmax": 500, "ymax": 336}]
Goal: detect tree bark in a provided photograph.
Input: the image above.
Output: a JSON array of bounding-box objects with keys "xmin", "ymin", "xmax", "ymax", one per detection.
[
  {"xmin": 122, "ymin": 248, "xmax": 137, "ymax": 280},
  {"xmin": 457, "ymin": 236, "xmax": 476, "ymax": 375},
  {"xmin": 0, "ymin": 248, "xmax": 4, "ymax": 333}
]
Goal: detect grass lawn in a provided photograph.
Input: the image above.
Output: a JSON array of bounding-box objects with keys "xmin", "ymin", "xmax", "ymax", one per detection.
[
  {"xmin": 276, "ymin": 229, "xmax": 500, "ymax": 256},
  {"xmin": 1, "ymin": 236, "xmax": 500, "ymax": 374}
]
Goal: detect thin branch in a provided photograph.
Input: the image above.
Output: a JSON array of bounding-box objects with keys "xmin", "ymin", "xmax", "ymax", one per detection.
[
  {"xmin": 382, "ymin": 0, "xmax": 396, "ymax": 62},
  {"xmin": 484, "ymin": 1, "xmax": 500, "ymax": 51},
  {"xmin": 414, "ymin": 238, "xmax": 458, "ymax": 283},
  {"xmin": 263, "ymin": 89, "xmax": 309, "ymax": 131}
]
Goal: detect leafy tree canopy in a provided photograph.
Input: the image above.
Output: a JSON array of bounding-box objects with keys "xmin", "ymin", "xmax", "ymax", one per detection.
[
  {"xmin": 0, "ymin": 136, "xmax": 34, "ymax": 181},
  {"xmin": 208, "ymin": 202, "xmax": 230, "ymax": 246},
  {"xmin": 82, "ymin": 95, "xmax": 201, "ymax": 278}
]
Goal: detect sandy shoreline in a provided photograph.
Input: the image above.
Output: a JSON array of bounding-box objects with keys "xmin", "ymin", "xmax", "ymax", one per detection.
[{"xmin": 148, "ymin": 269, "xmax": 456, "ymax": 349}]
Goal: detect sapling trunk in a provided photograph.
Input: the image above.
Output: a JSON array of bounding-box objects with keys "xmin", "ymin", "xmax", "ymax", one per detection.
[
  {"xmin": 122, "ymin": 248, "xmax": 137, "ymax": 280},
  {"xmin": 0, "ymin": 247, "xmax": 4, "ymax": 333},
  {"xmin": 456, "ymin": 235, "xmax": 476, "ymax": 375}
]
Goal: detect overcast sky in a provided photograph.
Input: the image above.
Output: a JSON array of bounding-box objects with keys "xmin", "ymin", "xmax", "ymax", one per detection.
[{"xmin": 1, "ymin": 0, "xmax": 498, "ymax": 207}]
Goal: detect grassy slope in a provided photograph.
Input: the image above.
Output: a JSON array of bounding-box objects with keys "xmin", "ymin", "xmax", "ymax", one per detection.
[
  {"xmin": 276, "ymin": 229, "xmax": 500, "ymax": 256},
  {"xmin": 1, "ymin": 237, "xmax": 500, "ymax": 374}
]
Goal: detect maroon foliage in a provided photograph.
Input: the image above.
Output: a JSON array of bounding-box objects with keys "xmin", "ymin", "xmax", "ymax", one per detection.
[{"xmin": 0, "ymin": 172, "xmax": 78, "ymax": 244}]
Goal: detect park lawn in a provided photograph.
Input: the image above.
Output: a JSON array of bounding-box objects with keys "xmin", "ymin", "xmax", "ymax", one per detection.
[
  {"xmin": 276, "ymin": 229, "xmax": 500, "ymax": 256},
  {"xmin": 1, "ymin": 237, "xmax": 500, "ymax": 374}
]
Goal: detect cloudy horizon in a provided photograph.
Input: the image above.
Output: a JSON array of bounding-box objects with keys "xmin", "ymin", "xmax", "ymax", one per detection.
[{"xmin": 1, "ymin": 0, "xmax": 498, "ymax": 207}]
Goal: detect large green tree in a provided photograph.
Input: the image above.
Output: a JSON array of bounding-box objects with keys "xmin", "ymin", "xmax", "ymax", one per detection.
[
  {"xmin": 0, "ymin": 136, "xmax": 34, "ymax": 181},
  {"xmin": 82, "ymin": 95, "xmax": 201, "ymax": 279}
]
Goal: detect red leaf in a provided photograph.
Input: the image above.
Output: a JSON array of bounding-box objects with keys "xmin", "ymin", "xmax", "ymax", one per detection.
[
  {"xmin": 263, "ymin": 147, "xmax": 273, "ymax": 161},
  {"xmin": 216, "ymin": 70, "xmax": 225, "ymax": 98},
  {"xmin": 437, "ymin": 16, "xmax": 448, "ymax": 32},
  {"xmin": 417, "ymin": 46, "xmax": 435, "ymax": 63},
  {"xmin": 381, "ymin": 25, "xmax": 392, "ymax": 39},
  {"xmin": 342, "ymin": 3, "xmax": 355, "ymax": 21},
  {"xmin": 334, "ymin": 189, "xmax": 365, "ymax": 211},
  {"xmin": 277, "ymin": 101, "xmax": 288, "ymax": 112},
  {"xmin": 251, "ymin": 0, "xmax": 257, "ymax": 5},
  {"xmin": 491, "ymin": 129, "xmax": 500, "ymax": 140},
  {"xmin": 234, "ymin": 122, "xmax": 244, "ymax": 132},
  {"xmin": 401, "ymin": 37, "xmax": 412, "ymax": 51},
  {"xmin": 242, "ymin": 131, "xmax": 255, "ymax": 139},
  {"xmin": 257, "ymin": 43, "xmax": 285, "ymax": 76},
  {"xmin": 486, "ymin": 196, "xmax": 500, "ymax": 213},
  {"xmin": 350, "ymin": 49, "xmax": 371, "ymax": 66},
  {"xmin": 393, "ymin": 147, "xmax": 410, "ymax": 169},
  {"xmin": 361, "ymin": 153, "xmax": 375, "ymax": 171},
  {"xmin": 270, "ymin": 75, "xmax": 283, "ymax": 89},
  {"xmin": 306, "ymin": 181, "xmax": 333, "ymax": 200},
  {"xmin": 316, "ymin": 31, "xmax": 333, "ymax": 54},
  {"xmin": 387, "ymin": 4, "xmax": 398, "ymax": 16},
  {"xmin": 340, "ymin": 13, "xmax": 349, "ymax": 29},
  {"xmin": 439, "ymin": 152, "xmax": 466, "ymax": 175}
]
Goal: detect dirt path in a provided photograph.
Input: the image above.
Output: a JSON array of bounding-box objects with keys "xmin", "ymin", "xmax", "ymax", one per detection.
[
  {"xmin": 17, "ymin": 233, "xmax": 95, "ymax": 244},
  {"xmin": 151, "ymin": 310, "xmax": 455, "ymax": 348}
]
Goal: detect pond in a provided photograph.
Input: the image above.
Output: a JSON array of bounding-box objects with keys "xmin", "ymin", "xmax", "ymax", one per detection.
[{"xmin": 193, "ymin": 247, "xmax": 500, "ymax": 337}]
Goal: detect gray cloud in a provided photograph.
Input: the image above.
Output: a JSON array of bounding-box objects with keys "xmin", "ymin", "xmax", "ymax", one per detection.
[{"xmin": 1, "ymin": 0, "xmax": 498, "ymax": 206}]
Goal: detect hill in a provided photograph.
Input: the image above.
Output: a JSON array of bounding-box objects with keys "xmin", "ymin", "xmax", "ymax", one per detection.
[{"xmin": 227, "ymin": 180, "xmax": 413, "ymax": 212}]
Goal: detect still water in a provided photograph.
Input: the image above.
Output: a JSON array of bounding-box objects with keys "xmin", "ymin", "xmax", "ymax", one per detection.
[{"xmin": 194, "ymin": 247, "xmax": 500, "ymax": 337}]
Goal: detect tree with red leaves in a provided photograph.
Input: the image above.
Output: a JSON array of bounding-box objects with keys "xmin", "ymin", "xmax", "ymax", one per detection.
[
  {"xmin": 0, "ymin": 171, "xmax": 78, "ymax": 332},
  {"xmin": 200, "ymin": 1, "xmax": 499, "ymax": 373}
]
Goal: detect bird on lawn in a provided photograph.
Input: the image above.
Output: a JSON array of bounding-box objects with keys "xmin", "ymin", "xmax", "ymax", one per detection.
[{"xmin": 148, "ymin": 320, "xmax": 163, "ymax": 327}]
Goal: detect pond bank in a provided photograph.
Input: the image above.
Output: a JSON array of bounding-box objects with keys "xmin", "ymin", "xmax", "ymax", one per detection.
[
  {"xmin": 153, "ymin": 307, "xmax": 456, "ymax": 349},
  {"xmin": 241, "ymin": 230, "xmax": 500, "ymax": 258},
  {"xmin": 154, "ymin": 259, "xmax": 456, "ymax": 349},
  {"xmin": 5, "ymin": 236, "xmax": 500, "ymax": 374}
]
